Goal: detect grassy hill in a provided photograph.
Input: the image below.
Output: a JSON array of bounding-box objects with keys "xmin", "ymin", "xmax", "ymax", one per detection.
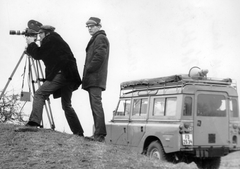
[{"xmin": 0, "ymin": 123, "xmax": 239, "ymax": 169}]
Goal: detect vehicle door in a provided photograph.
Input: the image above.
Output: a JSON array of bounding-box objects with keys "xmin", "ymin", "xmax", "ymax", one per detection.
[
  {"xmin": 194, "ymin": 92, "xmax": 229, "ymax": 146},
  {"xmin": 127, "ymin": 97, "xmax": 148, "ymax": 147},
  {"xmin": 110, "ymin": 99, "xmax": 131, "ymax": 146}
]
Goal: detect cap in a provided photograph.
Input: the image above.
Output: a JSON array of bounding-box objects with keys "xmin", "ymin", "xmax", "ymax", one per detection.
[
  {"xmin": 86, "ymin": 17, "xmax": 101, "ymax": 25},
  {"xmin": 39, "ymin": 25, "xmax": 55, "ymax": 32}
]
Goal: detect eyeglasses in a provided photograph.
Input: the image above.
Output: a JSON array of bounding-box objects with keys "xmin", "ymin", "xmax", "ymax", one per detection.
[
  {"xmin": 38, "ymin": 31, "xmax": 44, "ymax": 34},
  {"xmin": 86, "ymin": 25, "xmax": 96, "ymax": 29}
]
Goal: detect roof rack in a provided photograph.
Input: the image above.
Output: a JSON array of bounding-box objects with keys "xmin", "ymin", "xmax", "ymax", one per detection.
[{"xmin": 120, "ymin": 74, "xmax": 234, "ymax": 90}]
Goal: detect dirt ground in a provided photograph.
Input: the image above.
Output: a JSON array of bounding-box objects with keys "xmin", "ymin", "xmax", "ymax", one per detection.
[{"xmin": 0, "ymin": 123, "xmax": 239, "ymax": 169}]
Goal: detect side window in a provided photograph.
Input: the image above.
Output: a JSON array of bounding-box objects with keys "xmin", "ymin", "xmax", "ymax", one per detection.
[
  {"xmin": 153, "ymin": 98, "xmax": 165, "ymax": 116},
  {"xmin": 166, "ymin": 98, "xmax": 177, "ymax": 116},
  {"xmin": 115, "ymin": 99, "xmax": 131, "ymax": 116},
  {"xmin": 230, "ymin": 99, "xmax": 239, "ymax": 118},
  {"xmin": 183, "ymin": 96, "xmax": 192, "ymax": 116},
  {"xmin": 132, "ymin": 98, "xmax": 148, "ymax": 116},
  {"xmin": 153, "ymin": 97, "xmax": 177, "ymax": 116}
]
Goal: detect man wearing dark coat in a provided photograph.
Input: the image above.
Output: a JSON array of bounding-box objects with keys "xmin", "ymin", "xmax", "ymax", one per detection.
[
  {"xmin": 16, "ymin": 25, "xmax": 84, "ymax": 136},
  {"xmin": 83, "ymin": 17, "xmax": 110, "ymax": 142}
]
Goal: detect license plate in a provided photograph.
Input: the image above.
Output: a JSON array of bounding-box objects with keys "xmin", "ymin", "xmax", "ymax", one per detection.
[{"xmin": 182, "ymin": 134, "xmax": 193, "ymax": 145}]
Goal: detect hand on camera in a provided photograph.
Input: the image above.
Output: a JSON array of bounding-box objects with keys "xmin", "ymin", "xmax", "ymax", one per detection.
[{"xmin": 26, "ymin": 36, "xmax": 36, "ymax": 45}]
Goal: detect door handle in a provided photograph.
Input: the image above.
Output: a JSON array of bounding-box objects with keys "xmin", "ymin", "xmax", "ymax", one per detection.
[
  {"xmin": 141, "ymin": 126, "xmax": 143, "ymax": 132},
  {"xmin": 123, "ymin": 127, "xmax": 126, "ymax": 133}
]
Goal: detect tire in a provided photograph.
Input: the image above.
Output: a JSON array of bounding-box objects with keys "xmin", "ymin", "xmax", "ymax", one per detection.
[
  {"xmin": 194, "ymin": 157, "xmax": 221, "ymax": 169},
  {"xmin": 146, "ymin": 140, "xmax": 166, "ymax": 161}
]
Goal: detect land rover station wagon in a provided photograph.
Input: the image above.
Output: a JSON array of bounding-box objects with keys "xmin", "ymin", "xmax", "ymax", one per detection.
[{"xmin": 105, "ymin": 68, "xmax": 240, "ymax": 169}]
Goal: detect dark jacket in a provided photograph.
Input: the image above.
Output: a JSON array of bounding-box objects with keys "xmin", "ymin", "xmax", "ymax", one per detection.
[
  {"xmin": 26, "ymin": 32, "xmax": 82, "ymax": 98},
  {"xmin": 82, "ymin": 30, "xmax": 109, "ymax": 91}
]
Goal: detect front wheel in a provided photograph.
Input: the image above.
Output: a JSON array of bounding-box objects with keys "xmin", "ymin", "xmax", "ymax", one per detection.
[{"xmin": 146, "ymin": 140, "xmax": 166, "ymax": 161}]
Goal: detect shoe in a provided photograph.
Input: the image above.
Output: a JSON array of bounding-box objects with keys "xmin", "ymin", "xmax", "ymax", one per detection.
[
  {"xmin": 14, "ymin": 121, "xmax": 39, "ymax": 132},
  {"xmin": 25, "ymin": 121, "xmax": 40, "ymax": 127},
  {"xmin": 84, "ymin": 135, "xmax": 105, "ymax": 142},
  {"xmin": 14, "ymin": 125, "xmax": 38, "ymax": 132},
  {"xmin": 75, "ymin": 133, "xmax": 84, "ymax": 138}
]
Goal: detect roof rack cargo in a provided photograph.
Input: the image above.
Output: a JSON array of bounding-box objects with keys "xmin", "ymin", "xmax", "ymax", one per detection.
[{"xmin": 120, "ymin": 74, "xmax": 235, "ymax": 90}]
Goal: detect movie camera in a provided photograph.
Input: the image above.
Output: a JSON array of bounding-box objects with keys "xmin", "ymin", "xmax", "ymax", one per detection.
[{"xmin": 9, "ymin": 20, "xmax": 43, "ymax": 37}]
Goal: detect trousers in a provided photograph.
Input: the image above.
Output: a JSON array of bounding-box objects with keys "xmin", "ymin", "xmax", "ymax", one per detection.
[
  {"xmin": 29, "ymin": 73, "xmax": 84, "ymax": 135},
  {"xmin": 88, "ymin": 87, "xmax": 107, "ymax": 136}
]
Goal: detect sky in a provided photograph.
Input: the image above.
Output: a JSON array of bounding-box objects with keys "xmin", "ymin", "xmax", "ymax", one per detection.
[{"xmin": 1, "ymin": 0, "xmax": 240, "ymax": 135}]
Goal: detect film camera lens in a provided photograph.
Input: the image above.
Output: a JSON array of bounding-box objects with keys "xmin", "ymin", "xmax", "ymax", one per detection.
[{"xmin": 9, "ymin": 30, "xmax": 26, "ymax": 35}]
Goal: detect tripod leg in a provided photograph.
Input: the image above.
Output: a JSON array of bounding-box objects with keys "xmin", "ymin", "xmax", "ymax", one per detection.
[
  {"xmin": 46, "ymin": 99, "xmax": 55, "ymax": 130},
  {"xmin": 29, "ymin": 57, "xmax": 55, "ymax": 130},
  {"xmin": 27, "ymin": 58, "xmax": 45, "ymax": 128},
  {"xmin": 42, "ymin": 100, "xmax": 53, "ymax": 129},
  {"xmin": 37, "ymin": 60, "xmax": 45, "ymax": 81},
  {"xmin": 28, "ymin": 56, "xmax": 36, "ymax": 93},
  {"xmin": 0, "ymin": 50, "xmax": 26, "ymax": 100},
  {"xmin": 36, "ymin": 60, "xmax": 55, "ymax": 130}
]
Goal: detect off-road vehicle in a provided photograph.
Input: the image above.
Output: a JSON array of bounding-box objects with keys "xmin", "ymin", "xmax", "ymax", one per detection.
[{"xmin": 105, "ymin": 67, "xmax": 240, "ymax": 169}]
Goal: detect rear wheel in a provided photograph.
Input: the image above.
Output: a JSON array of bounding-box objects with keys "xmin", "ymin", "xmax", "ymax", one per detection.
[{"xmin": 146, "ymin": 140, "xmax": 166, "ymax": 161}]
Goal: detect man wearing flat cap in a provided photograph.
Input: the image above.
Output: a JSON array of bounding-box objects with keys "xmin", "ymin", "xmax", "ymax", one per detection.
[
  {"xmin": 16, "ymin": 23, "xmax": 84, "ymax": 136},
  {"xmin": 83, "ymin": 17, "xmax": 110, "ymax": 142}
]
